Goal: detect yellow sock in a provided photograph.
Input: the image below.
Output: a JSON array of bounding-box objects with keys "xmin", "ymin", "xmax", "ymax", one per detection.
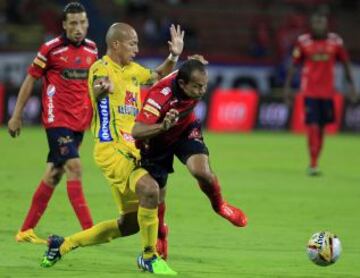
[
  {"xmin": 137, "ymin": 206, "xmax": 158, "ymax": 259},
  {"xmin": 60, "ymin": 219, "xmax": 121, "ymax": 255}
]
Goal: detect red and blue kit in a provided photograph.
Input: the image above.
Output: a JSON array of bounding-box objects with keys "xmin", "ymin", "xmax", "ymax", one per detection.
[
  {"xmin": 28, "ymin": 35, "xmax": 98, "ymax": 131},
  {"xmin": 137, "ymin": 72, "xmax": 199, "ymax": 149},
  {"xmin": 136, "ymin": 72, "xmax": 208, "ymax": 187},
  {"xmin": 292, "ymin": 33, "xmax": 349, "ymax": 99}
]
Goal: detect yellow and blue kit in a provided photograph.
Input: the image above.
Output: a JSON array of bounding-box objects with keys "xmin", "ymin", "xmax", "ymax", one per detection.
[{"xmin": 88, "ymin": 55, "xmax": 152, "ymax": 214}]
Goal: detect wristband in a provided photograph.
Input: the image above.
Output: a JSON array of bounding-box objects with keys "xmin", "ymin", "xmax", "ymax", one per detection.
[{"xmin": 168, "ymin": 53, "xmax": 179, "ymax": 62}]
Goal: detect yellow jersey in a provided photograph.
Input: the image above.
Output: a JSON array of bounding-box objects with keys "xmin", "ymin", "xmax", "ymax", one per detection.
[{"xmin": 88, "ymin": 55, "xmax": 152, "ymax": 157}]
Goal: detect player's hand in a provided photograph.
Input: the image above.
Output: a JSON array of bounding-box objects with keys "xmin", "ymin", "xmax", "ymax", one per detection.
[
  {"xmin": 283, "ymin": 88, "xmax": 294, "ymax": 106},
  {"xmin": 348, "ymin": 86, "xmax": 358, "ymax": 104},
  {"xmin": 161, "ymin": 109, "xmax": 179, "ymax": 131},
  {"xmin": 94, "ymin": 77, "xmax": 113, "ymax": 96},
  {"xmin": 187, "ymin": 54, "xmax": 209, "ymax": 65},
  {"xmin": 8, "ymin": 116, "xmax": 22, "ymax": 138},
  {"xmin": 168, "ymin": 24, "xmax": 184, "ymax": 57}
]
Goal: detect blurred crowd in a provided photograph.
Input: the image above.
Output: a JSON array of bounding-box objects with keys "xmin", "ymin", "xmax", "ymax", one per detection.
[
  {"xmin": 1, "ymin": 0, "xmax": 360, "ymax": 92},
  {"xmin": 1, "ymin": 0, "xmax": 360, "ymax": 60}
]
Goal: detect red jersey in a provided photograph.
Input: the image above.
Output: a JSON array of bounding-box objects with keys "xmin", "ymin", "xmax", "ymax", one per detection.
[
  {"xmin": 292, "ymin": 33, "xmax": 349, "ymax": 99},
  {"xmin": 136, "ymin": 72, "xmax": 199, "ymax": 149},
  {"xmin": 28, "ymin": 35, "xmax": 98, "ymax": 131}
]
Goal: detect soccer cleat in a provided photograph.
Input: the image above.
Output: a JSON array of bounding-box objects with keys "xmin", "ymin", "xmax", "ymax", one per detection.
[
  {"xmin": 307, "ymin": 167, "xmax": 321, "ymax": 176},
  {"xmin": 137, "ymin": 254, "xmax": 177, "ymax": 275},
  {"xmin": 217, "ymin": 201, "xmax": 248, "ymax": 227},
  {"xmin": 15, "ymin": 229, "xmax": 47, "ymax": 244},
  {"xmin": 40, "ymin": 235, "xmax": 64, "ymax": 268},
  {"xmin": 157, "ymin": 224, "xmax": 168, "ymax": 260}
]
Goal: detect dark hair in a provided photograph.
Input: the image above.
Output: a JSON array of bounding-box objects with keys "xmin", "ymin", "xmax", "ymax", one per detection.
[
  {"xmin": 63, "ymin": 2, "xmax": 86, "ymax": 21},
  {"xmin": 176, "ymin": 59, "xmax": 206, "ymax": 84}
]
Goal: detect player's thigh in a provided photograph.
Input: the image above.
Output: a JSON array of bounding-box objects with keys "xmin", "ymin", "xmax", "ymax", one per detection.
[
  {"xmin": 140, "ymin": 152, "xmax": 173, "ymax": 189},
  {"xmin": 174, "ymin": 121, "xmax": 209, "ymax": 166},
  {"xmin": 94, "ymin": 142, "xmax": 137, "ymax": 192},
  {"xmin": 112, "ymin": 184, "xmax": 139, "ymax": 215},
  {"xmin": 304, "ymin": 97, "xmax": 321, "ymax": 125},
  {"xmin": 45, "ymin": 127, "xmax": 84, "ymax": 167},
  {"xmin": 319, "ymin": 99, "xmax": 335, "ymax": 125},
  {"xmin": 42, "ymin": 162, "xmax": 65, "ymax": 186}
]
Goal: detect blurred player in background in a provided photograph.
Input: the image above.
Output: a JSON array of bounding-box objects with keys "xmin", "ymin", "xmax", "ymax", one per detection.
[
  {"xmin": 40, "ymin": 22, "xmax": 184, "ymax": 275},
  {"xmin": 284, "ymin": 12, "xmax": 357, "ymax": 176},
  {"xmin": 8, "ymin": 2, "xmax": 96, "ymax": 243}
]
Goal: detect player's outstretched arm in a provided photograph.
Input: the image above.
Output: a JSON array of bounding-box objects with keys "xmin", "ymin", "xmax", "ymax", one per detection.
[
  {"xmin": 132, "ymin": 109, "xmax": 179, "ymax": 140},
  {"xmin": 342, "ymin": 61, "xmax": 358, "ymax": 103},
  {"xmin": 283, "ymin": 61, "xmax": 296, "ymax": 106},
  {"xmin": 93, "ymin": 77, "xmax": 113, "ymax": 99},
  {"xmin": 8, "ymin": 74, "xmax": 37, "ymax": 138},
  {"xmin": 151, "ymin": 24, "xmax": 185, "ymax": 81}
]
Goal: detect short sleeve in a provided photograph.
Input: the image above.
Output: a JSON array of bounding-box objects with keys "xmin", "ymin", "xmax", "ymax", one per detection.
[
  {"xmin": 136, "ymin": 90, "xmax": 163, "ymax": 124},
  {"xmin": 27, "ymin": 44, "xmax": 49, "ymax": 79},
  {"xmin": 88, "ymin": 61, "xmax": 109, "ymax": 88},
  {"xmin": 336, "ymin": 38, "xmax": 349, "ymax": 62},
  {"xmin": 135, "ymin": 64, "xmax": 153, "ymax": 85}
]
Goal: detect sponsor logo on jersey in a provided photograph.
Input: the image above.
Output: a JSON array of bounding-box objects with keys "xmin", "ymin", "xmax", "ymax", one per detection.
[
  {"xmin": 97, "ymin": 96, "xmax": 113, "ymax": 142},
  {"xmin": 119, "ymin": 91, "xmax": 139, "ymax": 116},
  {"xmin": 61, "ymin": 69, "xmax": 89, "ymax": 80},
  {"xmin": 46, "ymin": 84, "xmax": 56, "ymax": 123},
  {"xmin": 311, "ymin": 53, "xmax": 330, "ymax": 62},
  {"xmin": 143, "ymin": 104, "xmax": 160, "ymax": 116},
  {"xmin": 160, "ymin": 87, "xmax": 171, "ymax": 96},
  {"xmin": 147, "ymin": 98, "xmax": 161, "ymax": 110},
  {"xmin": 121, "ymin": 131, "xmax": 135, "ymax": 142}
]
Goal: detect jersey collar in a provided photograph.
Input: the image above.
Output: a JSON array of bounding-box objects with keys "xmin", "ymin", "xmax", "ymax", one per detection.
[
  {"xmin": 61, "ymin": 33, "xmax": 87, "ymax": 47},
  {"xmin": 103, "ymin": 55, "xmax": 124, "ymax": 70}
]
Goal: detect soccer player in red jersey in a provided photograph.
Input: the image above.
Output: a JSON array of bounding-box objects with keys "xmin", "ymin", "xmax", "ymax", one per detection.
[
  {"xmin": 133, "ymin": 59, "xmax": 248, "ymax": 258},
  {"xmin": 8, "ymin": 2, "xmax": 96, "ymax": 243},
  {"xmin": 284, "ymin": 13, "xmax": 357, "ymax": 175}
]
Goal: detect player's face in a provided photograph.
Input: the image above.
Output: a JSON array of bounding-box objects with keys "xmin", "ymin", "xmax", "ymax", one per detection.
[
  {"xmin": 117, "ymin": 30, "xmax": 139, "ymax": 65},
  {"xmin": 311, "ymin": 16, "xmax": 327, "ymax": 37},
  {"xmin": 179, "ymin": 70, "xmax": 208, "ymax": 99},
  {"xmin": 63, "ymin": 12, "xmax": 89, "ymax": 44}
]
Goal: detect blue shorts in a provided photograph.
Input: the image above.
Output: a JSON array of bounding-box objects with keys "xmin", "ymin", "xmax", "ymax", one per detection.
[
  {"xmin": 46, "ymin": 127, "xmax": 84, "ymax": 167},
  {"xmin": 304, "ymin": 97, "xmax": 335, "ymax": 126},
  {"xmin": 140, "ymin": 121, "xmax": 209, "ymax": 188}
]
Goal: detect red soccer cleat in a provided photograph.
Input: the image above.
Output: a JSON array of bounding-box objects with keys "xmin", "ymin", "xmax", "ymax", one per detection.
[
  {"xmin": 156, "ymin": 224, "xmax": 168, "ymax": 260},
  {"xmin": 217, "ymin": 202, "xmax": 248, "ymax": 227}
]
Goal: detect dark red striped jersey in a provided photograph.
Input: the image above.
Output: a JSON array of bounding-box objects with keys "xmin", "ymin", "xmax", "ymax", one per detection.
[
  {"xmin": 292, "ymin": 33, "xmax": 349, "ymax": 99},
  {"xmin": 28, "ymin": 35, "xmax": 98, "ymax": 131},
  {"xmin": 136, "ymin": 71, "xmax": 199, "ymax": 149}
]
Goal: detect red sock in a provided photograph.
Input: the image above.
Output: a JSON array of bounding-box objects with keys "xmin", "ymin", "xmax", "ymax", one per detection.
[
  {"xmin": 20, "ymin": 181, "xmax": 54, "ymax": 231},
  {"xmin": 67, "ymin": 180, "xmax": 93, "ymax": 230},
  {"xmin": 307, "ymin": 125, "xmax": 322, "ymax": 168},
  {"xmin": 158, "ymin": 202, "xmax": 166, "ymax": 237},
  {"xmin": 198, "ymin": 177, "xmax": 224, "ymax": 212},
  {"xmin": 318, "ymin": 128, "xmax": 325, "ymax": 155}
]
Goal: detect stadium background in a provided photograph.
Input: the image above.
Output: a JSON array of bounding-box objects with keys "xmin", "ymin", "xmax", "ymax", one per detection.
[
  {"xmin": 0, "ymin": 1, "xmax": 360, "ymax": 278},
  {"xmin": 1, "ymin": 0, "xmax": 360, "ymax": 132}
]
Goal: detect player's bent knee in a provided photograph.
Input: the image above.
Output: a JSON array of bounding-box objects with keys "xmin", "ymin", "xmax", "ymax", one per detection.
[
  {"xmin": 65, "ymin": 159, "xmax": 82, "ymax": 179},
  {"xmin": 118, "ymin": 212, "xmax": 139, "ymax": 236},
  {"xmin": 136, "ymin": 176, "xmax": 159, "ymax": 198},
  {"xmin": 191, "ymin": 169, "xmax": 215, "ymax": 185},
  {"xmin": 44, "ymin": 166, "xmax": 65, "ymax": 186}
]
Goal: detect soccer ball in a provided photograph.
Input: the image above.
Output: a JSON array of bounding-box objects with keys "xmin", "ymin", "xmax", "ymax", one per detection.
[{"xmin": 306, "ymin": 231, "xmax": 341, "ymax": 266}]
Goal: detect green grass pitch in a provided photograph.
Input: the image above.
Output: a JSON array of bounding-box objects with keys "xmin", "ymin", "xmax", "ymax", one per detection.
[{"xmin": 0, "ymin": 127, "xmax": 359, "ymax": 277}]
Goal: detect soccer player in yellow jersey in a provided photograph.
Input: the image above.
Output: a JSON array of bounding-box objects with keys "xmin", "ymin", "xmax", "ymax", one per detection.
[{"xmin": 40, "ymin": 22, "xmax": 184, "ymax": 275}]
